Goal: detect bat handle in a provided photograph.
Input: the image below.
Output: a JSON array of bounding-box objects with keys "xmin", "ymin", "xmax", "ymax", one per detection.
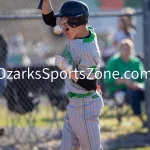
[{"xmin": 37, "ymin": 0, "xmax": 43, "ymax": 10}]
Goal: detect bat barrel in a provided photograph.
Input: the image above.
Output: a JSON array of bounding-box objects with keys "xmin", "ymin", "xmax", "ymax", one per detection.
[{"xmin": 37, "ymin": 0, "xmax": 43, "ymax": 10}]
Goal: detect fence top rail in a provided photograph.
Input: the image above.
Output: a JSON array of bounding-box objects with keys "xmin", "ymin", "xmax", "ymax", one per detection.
[{"xmin": 0, "ymin": 10, "xmax": 143, "ymax": 20}]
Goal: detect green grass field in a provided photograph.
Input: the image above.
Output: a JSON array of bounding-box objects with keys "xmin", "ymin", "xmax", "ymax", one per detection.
[
  {"xmin": 0, "ymin": 105, "xmax": 65, "ymax": 128},
  {"xmin": 0, "ymin": 104, "xmax": 149, "ymax": 150}
]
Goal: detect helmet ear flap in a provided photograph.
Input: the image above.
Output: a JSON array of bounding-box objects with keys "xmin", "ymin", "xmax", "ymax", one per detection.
[{"xmin": 67, "ymin": 16, "xmax": 88, "ymax": 28}]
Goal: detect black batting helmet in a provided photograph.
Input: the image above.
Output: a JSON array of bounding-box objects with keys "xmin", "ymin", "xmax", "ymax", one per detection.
[{"xmin": 54, "ymin": 1, "xmax": 89, "ymax": 28}]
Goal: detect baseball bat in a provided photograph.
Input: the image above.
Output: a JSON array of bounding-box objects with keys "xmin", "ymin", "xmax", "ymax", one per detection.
[{"xmin": 37, "ymin": 0, "xmax": 43, "ymax": 10}]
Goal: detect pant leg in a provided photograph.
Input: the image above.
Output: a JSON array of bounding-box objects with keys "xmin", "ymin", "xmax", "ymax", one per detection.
[
  {"xmin": 127, "ymin": 89, "xmax": 143, "ymax": 116},
  {"xmin": 68, "ymin": 96, "xmax": 103, "ymax": 150},
  {"xmin": 60, "ymin": 111, "xmax": 80, "ymax": 150}
]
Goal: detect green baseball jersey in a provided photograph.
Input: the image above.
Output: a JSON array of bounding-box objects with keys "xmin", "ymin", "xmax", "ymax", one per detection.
[{"xmin": 64, "ymin": 25, "xmax": 101, "ymax": 95}]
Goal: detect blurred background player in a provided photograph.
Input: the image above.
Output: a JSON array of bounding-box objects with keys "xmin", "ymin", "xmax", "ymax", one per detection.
[{"xmin": 104, "ymin": 39, "xmax": 146, "ymax": 127}]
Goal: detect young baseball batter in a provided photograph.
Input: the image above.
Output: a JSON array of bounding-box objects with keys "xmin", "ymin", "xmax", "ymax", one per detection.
[{"xmin": 41, "ymin": 0, "xmax": 104, "ymax": 149}]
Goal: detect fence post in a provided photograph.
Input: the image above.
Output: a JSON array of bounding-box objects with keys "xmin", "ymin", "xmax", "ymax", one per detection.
[{"xmin": 143, "ymin": 0, "xmax": 150, "ymax": 140}]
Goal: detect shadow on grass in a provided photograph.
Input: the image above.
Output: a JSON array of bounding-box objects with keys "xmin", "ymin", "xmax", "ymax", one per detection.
[
  {"xmin": 101, "ymin": 126, "xmax": 118, "ymax": 132},
  {"xmin": 105, "ymin": 131, "xmax": 150, "ymax": 150},
  {"xmin": 41, "ymin": 117, "xmax": 64, "ymax": 123},
  {"xmin": 101, "ymin": 113, "xmax": 118, "ymax": 119}
]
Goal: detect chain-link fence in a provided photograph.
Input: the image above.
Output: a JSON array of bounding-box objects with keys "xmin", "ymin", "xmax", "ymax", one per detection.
[
  {"xmin": 0, "ymin": 8, "xmax": 69, "ymax": 149},
  {"xmin": 0, "ymin": 0, "xmax": 149, "ymax": 150}
]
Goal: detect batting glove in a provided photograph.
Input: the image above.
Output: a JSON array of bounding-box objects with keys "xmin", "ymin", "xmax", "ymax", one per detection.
[{"xmin": 55, "ymin": 55, "xmax": 73, "ymax": 73}]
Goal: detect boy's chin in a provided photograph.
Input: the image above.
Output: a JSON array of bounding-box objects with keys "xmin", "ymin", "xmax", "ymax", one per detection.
[
  {"xmin": 65, "ymin": 34, "xmax": 75, "ymax": 40},
  {"xmin": 66, "ymin": 36, "xmax": 74, "ymax": 40}
]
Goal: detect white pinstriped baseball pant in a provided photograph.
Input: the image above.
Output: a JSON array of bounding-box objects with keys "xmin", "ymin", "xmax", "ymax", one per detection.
[{"xmin": 60, "ymin": 95, "xmax": 103, "ymax": 150}]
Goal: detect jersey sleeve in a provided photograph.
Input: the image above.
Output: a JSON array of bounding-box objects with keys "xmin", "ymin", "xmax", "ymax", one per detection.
[
  {"xmin": 78, "ymin": 46, "xmax": 101, "ymax": 80},
  {"xmin": 42, "ymin": 11, "xmax": 57, "ymax": 27}
]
